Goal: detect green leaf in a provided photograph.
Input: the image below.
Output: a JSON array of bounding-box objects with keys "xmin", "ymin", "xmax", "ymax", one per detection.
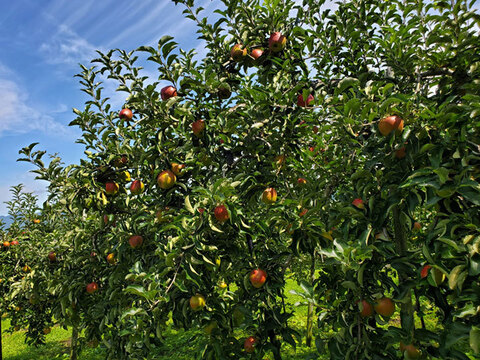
[
  {"xmin": 336, "ymin": 77, "xmax": 359, "ymax": 93},
  {"xmin": 185, "ymin": 196, "xmax": 194, "ymax": 214},
  {"xmin": 448, "ymin": 265, "xmax": 466, "ymax": 290},
  {"xmin": 470, "ymin": 326, "xmax": 480, "ymax": 353}
]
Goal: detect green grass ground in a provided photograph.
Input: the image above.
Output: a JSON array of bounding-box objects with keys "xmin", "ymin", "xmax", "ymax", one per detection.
[
  {"xmin": 1, "ymin": 277, "xmax": 320, "ymax": 360},
  {"xmin": 1, "ymin": 276, "xmax": 474, "ymax": 359},
  {"xmin": 0, "ymin": 319, "xmax": 104, "ymax": 360}
]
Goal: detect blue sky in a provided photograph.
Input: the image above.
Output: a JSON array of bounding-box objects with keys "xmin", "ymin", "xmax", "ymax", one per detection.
[{"xmin": 0, "ymin": 0, "xmax": 223, "ymax": 215}]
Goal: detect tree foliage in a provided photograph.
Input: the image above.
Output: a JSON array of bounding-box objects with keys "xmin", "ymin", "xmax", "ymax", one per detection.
[{"xmin": 2, "ymin": 0, "xmax": 480, "ymax": 359}]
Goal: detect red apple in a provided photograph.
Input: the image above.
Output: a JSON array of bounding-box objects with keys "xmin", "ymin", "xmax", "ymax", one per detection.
[
  {"xmin": 231, "ymin": 44, "xmax": 247, "ymax": 62},
  {"xmin": 244, "ymin": 336, "xmax": 257, "ymax": 353},
  {"xmin": 262, "ymin": 188, "xmax": 277, "ymax": 204},
  {"xmin": 105, "ymin": 182, "xmax": 119, "ymax": 195},
  {"xmin": 251, "ymin": 48, "xmax": 263, "ymax": 60},
  {"xmin": 10, "ymin": 240, "xmax": 19, "ymax": 246},
  {"xmin": 157, "ymin": 170, "xmax": 176, "ymax": 189},
  {"xmin": 171, "ymin": 163, "xmax": 185, "ymax": 176},
  {"xmin": 395, "ymin": 146, "xmax": 406, "ymax": 159},
  {"xmin": 269, "ymin": 32, "xmax": 287, "ymax": 52},
  {"xmin": 378, "ymin": 115, "xmax": 404, "ymax": 136},
  {"xmin": 358, "ymin": 299, "xmax": 373, "ymax": 318},
  {"xmin": 214, "ymin": 205, "xmax": 229, "ymax": 223},
  {"xmin": 374, "ymin": 297, "xmax": 395, "ymax": 317},
  {"xmin": 130, "ymin": 180, "xmax": 145, "ymax": 195},
  {"xmin": 113, "ymin": 155, "xmax": 128, "ymax": 167},
  {"xmin": 3, "ymin": 241, "xmax": 10, "ymax": 247},
  {"xmin": 48, "ymin": 251, "xmax": 56, "ymax": 262},
  {"xmin": 313, "ymin": 125, "xmax": 319, "ymax": 134},
  {"xmin": 352, "ymin": 198, "xmax": 365, "ymax": 209},
  {"xmin": 413, "ymin": 222, "xmax": 421, "ymax": 231},
  {"xmin": 297, "ymin": 93, "xmax": 314, "ymax": 107},
  {"xmin": 420, "ymin": 265, "xmax": 432, "ymax": 279},
  {"xmin": 161, "ymin": 85, "xmax": 177, "ymax": 101},
  {"xmin": 86, "ymin": 282, "xmax": 98, "ymax": 294},
  {"xmin": 119, "ymin": 108, "xmax": 133, "ymax": 121},
  {"xmin": 400, "ymin": 343, "xmax": 421, "ymax": 359},
  {"xmin": 129, "ymin": 235, "xmax": 143, "ymax": 248},
  {"xmin": 297, "ymin": 178, "xmax": 307, "ymax": 185},
  {"xmin": 192, "ymin": 119, "xmax": 206, "ymax": 137},
  {"xmin": 249, "ymin": 268, "xmax": 267, "ymax": 288}
]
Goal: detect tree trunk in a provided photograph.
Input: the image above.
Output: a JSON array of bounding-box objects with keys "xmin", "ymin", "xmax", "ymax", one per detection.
[
  {"xmin": 70, "ymin": 324, "xmax": 79, "ymax": 360},
  {"xmin": 268, "ymin": 330, "xmax": 282, "ymax": 360},
  {"xmin": 306, "ymin": 251, "xmax": 316, "ymax": 347},
  {"xmin": 393, "ymin": 206, "xmax": 415, "ymax": 337}
]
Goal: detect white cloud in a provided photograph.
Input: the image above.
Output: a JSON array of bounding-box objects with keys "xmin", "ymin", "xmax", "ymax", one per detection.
[
  {"xmin": 0, "ymin": 64, "xmax": 75, "ymax": 137},
  {"xmin": 39, "ymin": 24, "xmax": 100, "ymax": 66},
  {"xmin": 107, "ymin": 1, "xmax": 172, "ymax": 48}
]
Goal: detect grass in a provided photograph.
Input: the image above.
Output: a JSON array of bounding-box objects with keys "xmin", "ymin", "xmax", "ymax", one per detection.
[
  {"xmin": 1, "ymin": 277, "xmax": 474, "ymax": 359},
  {"xmin": 1, "ymin": 277, "xmax": 320, "ymax": 360},
  {"xmin": 0, "ymin": 319, "xmax": 104, "ymax": 360}
]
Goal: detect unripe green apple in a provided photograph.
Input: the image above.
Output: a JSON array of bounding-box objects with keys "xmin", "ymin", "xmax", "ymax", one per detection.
[{"xmin": 190, "ymin": 294, "xmax": 206, "ymax": 310}]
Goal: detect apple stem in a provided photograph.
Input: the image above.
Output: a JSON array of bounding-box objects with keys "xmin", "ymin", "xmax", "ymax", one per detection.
[{"xmin": 393, "ymin": 205, "xmax": 415, "ymax": 337}]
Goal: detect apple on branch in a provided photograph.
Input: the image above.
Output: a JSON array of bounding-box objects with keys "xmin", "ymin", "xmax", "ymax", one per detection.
[
  {"xmin": 157, "ymin": 170, "xmax": 176, "ymax": 189},
  {"xmin": 231, "ymin": 44, "xmax": 247, "ymax": 62},
  {"xmin": 130, "ymin": 180, "xmax": 145, "ymax": 195},
  {"xmin": 269, "ymin": 32, "xmax": 287, "ymax": 52},
  {"xmin": 192, "ymin": 119, "xmax": 206, "ymax": 137},
  {"xmin": 161, "ymin": 85, "xmax": 177, "ymax": 101},
  {"xmin": 119, "ymin": 108, "xmax": 133, "ymax": 122},
  {"xmin": 214, "ymin": 205, "xmax": 229, "ymax": 223},
  {"xmin": 378, "ymin": 115, "xmax": 404, "ymax": 136},
  {"xmin": 249, "ymin": 268, "xmax": 267, "ymax": 288}
]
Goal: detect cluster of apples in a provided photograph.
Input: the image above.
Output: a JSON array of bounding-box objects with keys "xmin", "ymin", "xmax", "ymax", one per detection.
[
  {"xmin": 186, "ymin": 268, "xmax": 267, "ymax": 354},
  {"xmin": 358, "ymin": 297, "xmax": 395, "ymax": 319},
  {"xmin": 230, "ymin": 32, "xmax": 286, "ymax": 65},
  {"xmin": 241, "ymin": 267, "xmax": 267, "ymax": 353},
  {"xmin": 119, "ymin": 84, "xmax": 206, "ymax": 139},
  {"xmin": 230, "ymin": 32, "xmax": 315, "ymax": 109},
  {"xmin": 1, "ymin": 239, "xmax": 19, "ymax": 249}
]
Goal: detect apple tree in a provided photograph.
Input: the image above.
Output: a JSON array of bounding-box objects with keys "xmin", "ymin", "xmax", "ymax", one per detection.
[{"xmin": 16, "ymin": 0, "xmax": 480, "ymax": 359}]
